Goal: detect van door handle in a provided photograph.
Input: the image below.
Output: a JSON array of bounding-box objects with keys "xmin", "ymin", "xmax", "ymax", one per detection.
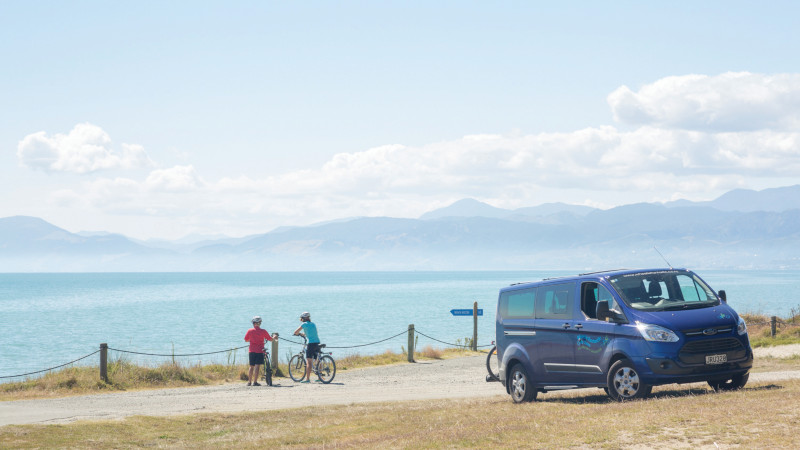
[
  {"xmin": 562, "ymin": 323, "xmax": 571, "ymax": 329},
  {"xmin": 574, "ymin": 324, "xmax": 583, "ymax": 329}
]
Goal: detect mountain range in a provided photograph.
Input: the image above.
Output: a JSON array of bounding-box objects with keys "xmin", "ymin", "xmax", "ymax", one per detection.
[{"xmin": 2, "ymin": 185, "xmax": 800, "ymax": 272}]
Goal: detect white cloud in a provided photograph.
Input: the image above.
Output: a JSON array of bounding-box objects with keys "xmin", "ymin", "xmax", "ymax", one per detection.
[
  {"xmin": 145, "ymin": 165, "xmax": 205, "ymax": 192},
  {"xmin": 608, "ymin": 72, "xmax": 800, "ymax": 131},
  {"xmin": 17, "ymin": 123, "xmax": 154, "ymax": 174},
  {"xmin": 34, "ymin": 73, "xmax": 800, "ymax": 238},
  {"xmin": 53, "ymin": 124, "xmax": 800, "ymax": 234}
]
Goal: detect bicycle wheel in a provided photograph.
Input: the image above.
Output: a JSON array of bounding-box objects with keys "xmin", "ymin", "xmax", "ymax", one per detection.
[
  {"xmin": 486, "ymin": 346, "xmax": 499, "ymax": 381},
  {"xmin": 316, "ymin": 355, "xmax": 336, "ymax": 384},
  {"xmin": 263, "ymin": 354, "xmax": 273, "ymax": 386},
  {"xmin": 288, "ymin": 354, "xmax": 306, "ymax": 382}
]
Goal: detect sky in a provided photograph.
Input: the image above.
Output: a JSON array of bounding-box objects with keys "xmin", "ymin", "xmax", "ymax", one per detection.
[{"xmin": 2, "ymin": 1, "xmax": 800, "ymax": 240}]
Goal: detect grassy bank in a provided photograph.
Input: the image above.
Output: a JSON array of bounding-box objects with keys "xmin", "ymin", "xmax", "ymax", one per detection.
[
  {"xmin": 741, "ymin": 311, "xmax": 800, "ymax": 347},
  {"xmin": 0, "ymin": 346, "xmax": 475, "ymax": 401},
  {"xmin": 2, "ymin": 378, "xmax": 799, "ymax": 448}
]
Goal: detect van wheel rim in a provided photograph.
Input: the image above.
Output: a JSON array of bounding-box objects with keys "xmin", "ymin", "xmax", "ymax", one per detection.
[
  {"xmin": 512, "ymin": 372, "xmax": 527, "ymax": 400},
  {"xmin": 613, "ymin": 367, "xmax": 639, "ymax": 397}
]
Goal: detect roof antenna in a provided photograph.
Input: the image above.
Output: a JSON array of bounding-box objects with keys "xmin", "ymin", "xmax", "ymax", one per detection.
[{"xmin": 653, "ymin": 246, "xmax": 672, "ymax": 269}]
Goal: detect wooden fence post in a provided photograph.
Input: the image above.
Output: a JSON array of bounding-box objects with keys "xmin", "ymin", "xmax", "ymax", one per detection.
[
  {"xmin": 100, "ymin": 343, "xmax": 109, "ymax": 383},
  {"xmin": 771, "ymin": 316, "xmax": 777, "ymax": 338},
  {"xmin": 472, "ymin": 302, "xmax": 478, "ymax": 351},
  {"xmin": 271, "ymin": 333, "xmax": 279, "ymax": 371},
  {"xmin": 407, "ymin": 324, "xmax": 415, "ymax": 363}
]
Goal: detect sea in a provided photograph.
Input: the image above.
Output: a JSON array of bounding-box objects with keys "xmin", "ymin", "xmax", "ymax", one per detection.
[{"xmin": 1, "ymin": 270, "xmax": 798, "ymax": 380}]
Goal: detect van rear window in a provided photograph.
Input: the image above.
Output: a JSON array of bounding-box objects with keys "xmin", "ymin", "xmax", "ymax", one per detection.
[{"xmin": 500, "ymin": 288, "xmax": 536, "ymax": 319}]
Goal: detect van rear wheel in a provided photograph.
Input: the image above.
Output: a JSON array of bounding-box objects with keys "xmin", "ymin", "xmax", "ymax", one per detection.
[
  {"xmin": 509, "ymin": 363, "xmax": 537, "ymax": 403},
  {"xmin": 708, "ymin": 372, "xmax": 749, "ymax": 391},
  {"xmin": 607, "ymin": 359, "xmax": 651, "ymax": 401}
]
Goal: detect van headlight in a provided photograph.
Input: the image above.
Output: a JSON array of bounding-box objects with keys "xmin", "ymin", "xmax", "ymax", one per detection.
[
  {"xmin": 737, "ymin": 317, "xmax": 747, "ymax": 335},
  {"xmin": 636, "ymin": 323, "xmax": 679, "ymax": 342}
]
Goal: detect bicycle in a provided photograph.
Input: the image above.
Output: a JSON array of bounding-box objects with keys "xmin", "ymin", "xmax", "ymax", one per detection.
[
  {"xmin": 261, "ymin": 347, "xmax": 273, "ymax": 386},
  {"xmin": 486, "ymin": 342, "xmax": 499, "ymax": 382},
  {"xmin": 288, "ymin": 336, "xmax": 336, "ymax": 384}
]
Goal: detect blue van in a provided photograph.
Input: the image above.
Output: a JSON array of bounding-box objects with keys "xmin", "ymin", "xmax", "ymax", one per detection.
[{"xmin": 495, "ymin": 268, "xmax": 753, "ymax": 402}]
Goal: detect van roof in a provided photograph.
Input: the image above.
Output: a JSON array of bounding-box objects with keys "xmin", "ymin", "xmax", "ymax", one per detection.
[{"xmin": 503, "ymin": 267, "xmax": 688, "ymax": 290}]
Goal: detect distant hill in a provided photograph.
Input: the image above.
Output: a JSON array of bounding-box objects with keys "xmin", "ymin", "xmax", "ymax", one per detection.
[
  {"xmin": 665, "ymin": 184, "xmax": 800, "ymax": 212},
  {"xmin": 0, "ymin": 216, "xmax": 173, "ymax": 271},
  {"xmin": 419, "ymin": 199, "xmax": 512, "ymax": 220},
  {"xmin": 420, "ymin": 199, "xmax": 595, "ymax": 220},
  {"xmin": 2, "ymin": 185, "xmax": 800, "ymax": 271}
]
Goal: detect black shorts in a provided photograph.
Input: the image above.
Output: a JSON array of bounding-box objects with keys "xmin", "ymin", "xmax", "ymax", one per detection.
[
  {"xmin": 249, "ymin": 352, "xmax": 265, "ymax": 366},
  {"xmin": 306, "ymin": 343, "xmax": 320, "ymax": 359}
]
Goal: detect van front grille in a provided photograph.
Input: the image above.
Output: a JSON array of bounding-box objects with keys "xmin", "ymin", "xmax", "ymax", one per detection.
[
  {"xmin": 682, "ymin": 326, "xmax": 734, "ymax": 337},
  {"xmin": 681, "ymin": 338, "xmax": 743, "ymax": 354}
]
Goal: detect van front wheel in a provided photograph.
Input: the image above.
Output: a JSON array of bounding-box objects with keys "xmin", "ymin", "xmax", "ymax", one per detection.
[
  {"xmin": 607, "ymin": 359, "xmax": 651, "ymax": 401},
  {"xmin": 708, "ymin": 372, "xmax": 749, "ymax": 391},
  {"xmin": 508, "ymin": 363, "xmax": 537, "ymax": 403}
]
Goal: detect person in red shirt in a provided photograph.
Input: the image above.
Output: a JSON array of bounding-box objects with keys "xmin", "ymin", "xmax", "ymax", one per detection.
[{"xmin": 244, "ymin": 316, "xmax": 273, "ymax": 386}]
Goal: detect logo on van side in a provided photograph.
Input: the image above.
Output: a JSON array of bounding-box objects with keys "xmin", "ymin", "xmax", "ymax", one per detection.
[{"xmin": 577, "ymin": 334, "xmax": 610, "ymax": 353}]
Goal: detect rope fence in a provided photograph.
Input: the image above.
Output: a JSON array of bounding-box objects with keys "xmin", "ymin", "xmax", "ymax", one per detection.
[
  {"xmin": 0, "ymin": 327, "xmax": 490, "ymax": 381},
  {"xmin": 108, "ymin": 345, "xmax": 248, "ymax": 357},
  {"xmin": 414, "ymin": 330, "xmax": 494, "ymax": 348},
  {"xmin": 0, "ymin": 350, "xmax": 100, "ymax": 380}
]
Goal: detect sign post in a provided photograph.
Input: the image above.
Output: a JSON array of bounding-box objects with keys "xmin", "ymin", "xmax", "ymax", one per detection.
[
  {"xmin": 472, "ymin": 301, "xmax": 478, "ymax": 351},
  {"xmin": 450, "ymin": 304, "xmax": 481, "ymax": 351},
  {"xmin": 449, "ymin": 309, "xmax": 483, "ymax": 316}
]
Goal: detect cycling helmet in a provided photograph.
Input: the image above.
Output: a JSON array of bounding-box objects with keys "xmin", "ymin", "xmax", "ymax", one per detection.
[
  {"xmin": 300, "ymin": 311, "xmax": 310, "ymax": 319},
  {"xmin": 251, "ymin": 316, "xmax": 262, "ymax": 324}
]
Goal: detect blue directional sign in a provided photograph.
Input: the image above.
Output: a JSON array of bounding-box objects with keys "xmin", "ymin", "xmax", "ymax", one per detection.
[{"xmin": 450, "ymin": 309, "xmax": 483, "ymax": 316}]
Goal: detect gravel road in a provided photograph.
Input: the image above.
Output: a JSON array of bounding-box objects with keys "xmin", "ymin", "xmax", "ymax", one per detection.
[{"xmin": 2, "ymin": 345, "xmax": 799, "ymax": 427}]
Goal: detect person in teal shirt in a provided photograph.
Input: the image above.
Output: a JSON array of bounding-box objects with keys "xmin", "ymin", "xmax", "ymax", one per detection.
[{"xmin": 293, "ymin": 311, "xmax": 320, "ymax": 383}]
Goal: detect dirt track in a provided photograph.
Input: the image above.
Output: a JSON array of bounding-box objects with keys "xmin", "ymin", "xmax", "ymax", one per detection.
[{"xmin": 2, "ymin": 346, "xmax": 799, "ymax": 427}]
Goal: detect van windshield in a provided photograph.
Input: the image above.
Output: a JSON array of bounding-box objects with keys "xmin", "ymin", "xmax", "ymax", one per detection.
[{"xmin": 608, "ymin": 270, "xmax": 720, "ymax": 312}]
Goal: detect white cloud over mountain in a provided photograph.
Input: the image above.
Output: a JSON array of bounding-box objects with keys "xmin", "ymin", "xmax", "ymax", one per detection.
[
  {"xmin": 17, "ymin": 123, "xmax": 154, "ymax": 174},
  {"xmin": 25, "ymin": 73, "xmax": 800, "ymax": 236},
  {"xmin": 608, "ymin": 72, "xmax": 800, "ymax": 131}
]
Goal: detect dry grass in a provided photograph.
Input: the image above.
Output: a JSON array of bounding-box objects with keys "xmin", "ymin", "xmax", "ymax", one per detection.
[
  {"xmin": 419, "ymin": 344, "xmax": 445, "ymax": 359},
  {"xmin": 3, "ymin": 379, "xmax": 800, "ymax": 448},
  {"xmin": 751, "ymin": 354, "xmax": 800, "ymax": 373},
  {"xmin": 0, "ymin": 359, "xmax": 245, "ymax": 401}
]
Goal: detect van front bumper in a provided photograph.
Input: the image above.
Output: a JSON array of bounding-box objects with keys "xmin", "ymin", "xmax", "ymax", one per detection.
[{"xmin": 643, "ymin": 347, "xmax": 753, "ymax": 384}]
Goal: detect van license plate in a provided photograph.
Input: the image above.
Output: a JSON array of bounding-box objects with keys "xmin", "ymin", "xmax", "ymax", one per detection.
[{"xmin": 706, "ymin": 354, "xmax": 727, "ymax": 365}]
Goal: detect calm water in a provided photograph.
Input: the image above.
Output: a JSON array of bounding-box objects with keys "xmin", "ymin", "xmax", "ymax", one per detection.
[{"xmin": 1, "ymin": 270, "xmax": 798, "ymax": 379}]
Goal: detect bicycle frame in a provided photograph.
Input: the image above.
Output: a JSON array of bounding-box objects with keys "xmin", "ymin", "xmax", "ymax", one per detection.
[
  {"xmin": 295, "ymin": 337, "xmax": 331, "ymax": 374},
  {"xmin": 290, "ymin": 336, "xmax": 335, "ymax": 382},
  {"xmin": 261, "ymin": 347, "xmax": 273, "ymax": 386}
]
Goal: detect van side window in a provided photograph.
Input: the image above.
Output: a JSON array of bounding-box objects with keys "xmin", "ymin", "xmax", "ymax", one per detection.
[
  {"xmin": 500, "ymin": 288, "xmax": 536, "ymax": 319},
  {"xmin": 597, "ymin": 284, "xmax": 617, "ymax": 311},
  {"xmin": 536, "ymin": 283, "xmax": 574, "ymax": 319}
]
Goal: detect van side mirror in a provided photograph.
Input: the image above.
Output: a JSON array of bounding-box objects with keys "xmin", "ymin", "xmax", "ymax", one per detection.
[
  {"xmin": 597, "ymin": 300, "xmax": 626, "ymax": 323},
  {"xmin": 596, "ymin": 300, "xmax": 613, "ymax": 321},
  {"xmin": 718, "ymin": 290, "xmax": 727, "ymax": 302}
]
